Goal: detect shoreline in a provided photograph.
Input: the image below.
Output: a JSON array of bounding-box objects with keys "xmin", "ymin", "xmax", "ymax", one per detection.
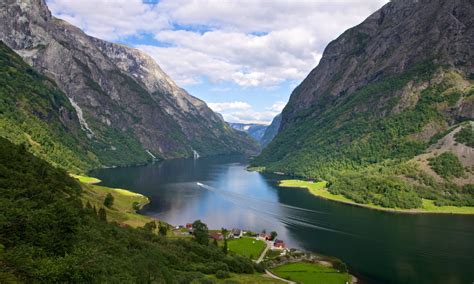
[
  {"xmin": 73, "ymin": 174, "xmax": 154, "ymax": 227},
  {"xmin": 278, "ymin": 179, "xmax": 474, "ymax": 215}
]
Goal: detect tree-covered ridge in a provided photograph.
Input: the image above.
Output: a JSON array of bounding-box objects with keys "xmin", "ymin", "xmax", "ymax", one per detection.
[
  {"xmin": 254, "ymin": 63, "xmax": 474, "ymax": 209},
  {"xmin": 0, "ymin": 137, "xmax": 260, "ymax": 282}
]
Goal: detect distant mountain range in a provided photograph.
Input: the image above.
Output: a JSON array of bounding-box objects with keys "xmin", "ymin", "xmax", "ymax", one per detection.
[
  {"xmin": 229, "ymin": 123, "xmax": 267, "ymax": 142},
  {"xmin": 229, "ymin": 116, "xmax": 282, "ymax": 148},
  {"xmin": 0, "ymin": 0, "xmax": 258, "ymax": 171}
]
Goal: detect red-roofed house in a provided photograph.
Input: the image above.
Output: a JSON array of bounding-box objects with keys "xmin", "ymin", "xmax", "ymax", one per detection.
[{"xmin": 273, "ymin": 239, "xmax": 285, "ymax": 249}]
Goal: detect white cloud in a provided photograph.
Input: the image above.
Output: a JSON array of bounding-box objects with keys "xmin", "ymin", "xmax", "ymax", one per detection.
[
  {"xmin": 208, "ymin": 101, "xmax": 280, "ymax": 124},
  {"xmin": 47, "ymin": 0, "xmax": 170, "ymax": 40},
  {"xmin": 267, "ymin": 101, "xmax": 286, "ymax": 112},
  {"xmin": 48, "ymin": 0, "xmax": 389, "ymax": 87},
  {"xmin": 207, "ymin": 101, "xmax": 252, "ymax": 112}
]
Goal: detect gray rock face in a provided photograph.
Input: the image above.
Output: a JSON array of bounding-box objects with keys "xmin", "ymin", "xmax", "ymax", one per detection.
[
  {"xmin": 0, "ymin": 0, "xmax": 258, "ymax": 163},
  {"xmin": 260, "ymin": 113, "xmax": 281, "ymax": 148},
  {"xmin": 281, "ymin": 0, "xmax": 474, "ymax": 131}
]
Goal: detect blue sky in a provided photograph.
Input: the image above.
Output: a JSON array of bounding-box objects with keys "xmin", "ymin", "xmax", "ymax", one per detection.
[{"xmin": 47, "ymin": 0, "xmax": 387, "ymax": 124}]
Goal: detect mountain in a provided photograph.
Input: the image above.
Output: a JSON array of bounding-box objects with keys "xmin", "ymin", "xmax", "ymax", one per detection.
[
  {"xmin": 0, "ymin": 41, "xmax": 100, "ymax": 172},
  {"xmin": 254, "ymin": 0, "xmax": 474, "ymax": 209},
  {"xmin": 260, "ymin": 114, "xmax": 281, "ymax": 148},
  {"xmin": 229, "ymin": 123, "xmax": 268, "ymax": 143},
  {"xmin": 0, "ymin": 0, "xmax": 258, "ymax": 171}
]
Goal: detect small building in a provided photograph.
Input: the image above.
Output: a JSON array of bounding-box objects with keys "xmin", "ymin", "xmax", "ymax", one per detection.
[
  {"xmin": 209, "ymin": 232, "xmax": 223, "ymax": 240},
  {"xmin": 186, "ymin": 223, "xmax": 193, "ymax": 229},
  {"xmin": 273, "ymin": 239, "xmax": 285, "ymax": 249},
  {"xmin": 231, "ymin": 228, "xmax": 242, "ymax": 238},
  {"xmin": 259, "ymin": 233, "xmax": 270, "ymax": 240}
]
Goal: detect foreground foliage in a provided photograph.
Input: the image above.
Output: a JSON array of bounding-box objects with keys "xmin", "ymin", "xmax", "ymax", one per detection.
[{"xmin": 0, "ymin": 138, "xmax": 258, "ymax": 282}]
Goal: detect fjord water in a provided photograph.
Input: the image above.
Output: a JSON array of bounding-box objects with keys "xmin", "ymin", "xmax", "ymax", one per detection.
[{"xmin": 92, "ymin": 155, "xmax": 474, "ymax": 284}]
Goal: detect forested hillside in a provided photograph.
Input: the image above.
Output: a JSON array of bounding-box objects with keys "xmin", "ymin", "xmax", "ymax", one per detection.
[
  {"xmin": 0, "ymin": 41, "xmax": 104, "ymax": 172},
  {"xmin": 0, "ymin": 137, "xmax": 260, "ymax": 282},
  {"xmin": 254, "ymin": 0, "xmax": 474, "ymax": 209}
]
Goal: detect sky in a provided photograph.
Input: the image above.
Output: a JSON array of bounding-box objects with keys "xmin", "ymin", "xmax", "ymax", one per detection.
[{"xmin": 47, "ymin": 0, "xmax": 388, "ymax": 124}]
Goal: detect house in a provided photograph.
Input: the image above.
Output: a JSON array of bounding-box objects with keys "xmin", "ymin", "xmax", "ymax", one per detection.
[
  {"xmin": 231, "ymin": 228, "xmax": 242, "ymax": 238},
  {"xmin": 209, "ymin": 232, "xmax": 223, "ymax": 240},
  {"xmin": 186, "ymin": 223, "xmax": 193, "ymax": 230},
  {"xmin": 259, "ymin": 233, "xmax": 270, "ymax": 240},
  {"xmin": 273, "ymin": 239, "xmax": 285, "ymax": 249}
]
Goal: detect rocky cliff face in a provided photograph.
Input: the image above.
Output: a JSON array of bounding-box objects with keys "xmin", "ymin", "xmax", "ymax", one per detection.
[
  {"xmin": 256, "ymin": 0, "xmax": 473, "ymax": 177},
  {"xmin": 260, "ymin": 114, "xmax": 281, "ymax": 148},
  {"xmin": 281, "ymin": 0, "xmax": 473, "ymax": 131},
  {"xmin": 0, "ymin": 0, "xmax": 258, "ymax": 168}
]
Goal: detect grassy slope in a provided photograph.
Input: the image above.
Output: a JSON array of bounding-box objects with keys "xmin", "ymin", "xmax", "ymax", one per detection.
[
  {"xmin": 228, "ymin": 237, "xmax": 266, "ymax": 260},
  {"xmin": 271, "ymin": 262, "xmax": 351, "ymax": 284},
  {"xmin": 279, "ymin": 180, "xmax": 474, "ymax": 214},
  {"xmin": 72, "ymin": 175, "xmax": 152, "ymax": 227}
]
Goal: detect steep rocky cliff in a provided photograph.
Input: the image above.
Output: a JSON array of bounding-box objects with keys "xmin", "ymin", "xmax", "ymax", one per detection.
[
  {"xmin": 255, "ymin": 0, "xmax": 473, "ymax": 208},
  {"xmin": 0, "ymin": 0, "xmax": 258, "ymax": 169},
  {"xmin": 260, "ymin": 113, "xmax": 281, "ymax": 148}
]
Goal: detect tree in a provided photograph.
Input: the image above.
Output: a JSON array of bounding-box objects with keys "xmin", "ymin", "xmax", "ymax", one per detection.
[
  {"xmin": 192, "ymin": 220, "xmax": 209, "ymax": 245},
  {"xmin": 221, "ymin": 228, "xmax": 228, "ymax": 254},
  {"xmin": 144, "ymin": 221, "xmax": 157, "ymax": 233},
  {"xmin": 213, "ymin": 238, "xmax": 218, "ymax": 246},
  {"xmin": 103, "ymin": 193, "xmax": 114, "ymax": 208},
  {"xmin": 158, "ymin": 223, "xmax": 168, "ymax": 236},
  {"xmin": 270, "ymin": 231, "xmax": 278, "ymax": 240},
  {"xmin": 98, "ymin": 207, "xmax": 107, "ymax": 222}
]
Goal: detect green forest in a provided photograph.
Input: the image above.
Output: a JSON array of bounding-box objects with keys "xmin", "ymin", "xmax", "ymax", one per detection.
[
  {"xmin": 0, "ymin": 137, "xmax": 262, "ymax": 282},
  {"xmin": 255, "ymin": 62, "xmax": 474, "ymax": 209}
]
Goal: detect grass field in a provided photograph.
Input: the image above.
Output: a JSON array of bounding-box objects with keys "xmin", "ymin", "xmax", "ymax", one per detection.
[
  {"xmin": 74, "ymin": 175, "xmax": 153, "ymax": 227},
  {"xmin": 71, "ymin": 174, "xmax": 101, "ymax": 184},
  {"xmin": 279, "ymin": 180, "xmax": 474, "ymax": 214},
  {"xmin": 208, "ymin": 272, "xmax": 285, "ymax": 283},
  {"xmin": 227, "ymin": 237, "xmax": 266, "ymax": 260},
  {"xmin": 271, "ymin": 262, "xmax": 351, "ymax": 284}
]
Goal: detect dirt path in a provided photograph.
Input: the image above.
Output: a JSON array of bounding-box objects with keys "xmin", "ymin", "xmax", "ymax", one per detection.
[
  {"xmin": 264, "ymin": 269, "xmax": 296, "ymax": 284},
  {"xmin": 256, "ymin": 240, "xmax": 271, "ymax": 263}
]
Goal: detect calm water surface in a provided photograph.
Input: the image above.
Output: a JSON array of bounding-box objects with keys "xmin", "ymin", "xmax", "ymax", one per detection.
[{"xmin": 92, "ymin": 155, "xmax": 474, "ymax": 284}]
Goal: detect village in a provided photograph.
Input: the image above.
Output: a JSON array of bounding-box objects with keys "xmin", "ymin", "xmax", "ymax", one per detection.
[
  {"xmin": 170, "ymin": 222, "xmax": 354, "ymax": 283},
  {"xmin": 174, "ymin": 223, "xmax": 287, "ymax": 251}
]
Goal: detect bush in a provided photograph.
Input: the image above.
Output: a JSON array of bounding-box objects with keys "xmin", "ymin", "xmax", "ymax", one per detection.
[
  {"xmin": 103, "ymin": 193, "xmax": 114, "ymax": 208},
  {"xmin": 428, "ymin": 152, "xmax": 465, "ymax": 179},
  {"xmin": 215, "ymin": 270, "xmax": 230, "ymax": 279},
  {"xmin": 454, "ymin": 125, "xmax": 474, "ymax": 147}
]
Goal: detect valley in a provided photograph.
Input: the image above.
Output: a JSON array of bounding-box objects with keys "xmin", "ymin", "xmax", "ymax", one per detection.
[{"xmin": 0, "ymin": 0, "xmax": 473, "ymax": 283}]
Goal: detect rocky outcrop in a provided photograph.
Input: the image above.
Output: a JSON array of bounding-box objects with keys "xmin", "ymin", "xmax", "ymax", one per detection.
[{"xmin": 0, "ymin": 0, "xmax": 258, "ymax": 167}]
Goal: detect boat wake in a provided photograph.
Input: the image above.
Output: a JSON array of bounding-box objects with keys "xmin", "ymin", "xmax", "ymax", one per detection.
[{"xmin": 196, "ymin": 182, "xmax": 354, "ymax": 236}]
